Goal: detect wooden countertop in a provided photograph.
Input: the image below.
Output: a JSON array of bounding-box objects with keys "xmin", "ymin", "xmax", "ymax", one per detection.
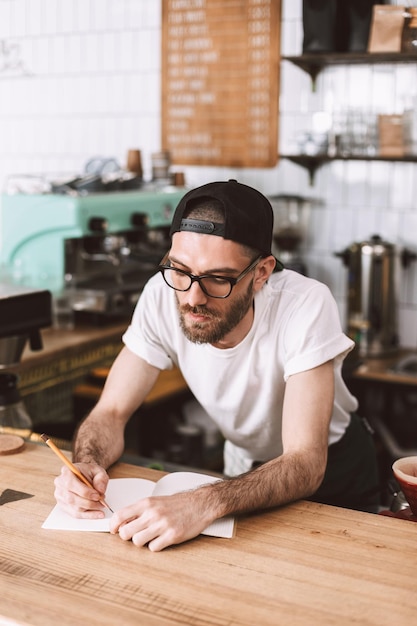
[
  {"xmin": 1, "ymin": 443, "xmax": 417, "ymax": 626},
  {"xmin": 15, "ymin": 323, "xmax": 128, "ymax": 397},
  {"xmin": 20, "ymin": 322, "xmax": 127, "ymax": 367},
  {"xmin": 349, "ymin": 349, "xmax": 417, "ymax": 386}
]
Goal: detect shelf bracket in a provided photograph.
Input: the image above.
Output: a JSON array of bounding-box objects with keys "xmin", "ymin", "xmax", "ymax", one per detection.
[{"xmin": 282, "ymin": 155, "xmax": 329, "ymax": 185}]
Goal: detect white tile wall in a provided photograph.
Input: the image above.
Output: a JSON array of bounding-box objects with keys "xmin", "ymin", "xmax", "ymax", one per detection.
[{"xmin": 0, "ymin": 0, "xmax": 416, "ymax": 347}]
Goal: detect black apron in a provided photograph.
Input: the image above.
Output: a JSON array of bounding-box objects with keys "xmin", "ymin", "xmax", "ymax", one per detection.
[{"xmin": 311, "ymin": 413, "xmax": 380, "ymax": 513}]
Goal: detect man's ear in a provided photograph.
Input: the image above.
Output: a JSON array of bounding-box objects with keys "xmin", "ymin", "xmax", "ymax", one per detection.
[{"xmin": 254, "ymin": 256, "xmax": 277, "ymax": 290}]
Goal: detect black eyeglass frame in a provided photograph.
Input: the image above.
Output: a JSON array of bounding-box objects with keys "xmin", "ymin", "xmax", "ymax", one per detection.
[{"xmin": 158, "ymin": 255, "xmax": 264, "ymax": 299}]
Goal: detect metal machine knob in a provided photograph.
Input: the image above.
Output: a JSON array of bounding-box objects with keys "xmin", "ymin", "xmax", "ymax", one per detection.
[{"xmin": 88, "ymin": 217, "xmax": 108, "ymax": 233}]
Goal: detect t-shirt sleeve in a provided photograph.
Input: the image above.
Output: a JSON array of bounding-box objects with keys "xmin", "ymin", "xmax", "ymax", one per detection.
[
  {"xmin": 282, "ymin": 281, "xmax": 354, "ymax": 380},
  {"xmin": 122, "ymin": 276, "xmax": 175, "ymax": 371}
]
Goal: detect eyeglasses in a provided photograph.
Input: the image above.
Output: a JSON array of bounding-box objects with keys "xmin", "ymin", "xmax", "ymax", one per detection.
[{"xmin": 158, "ymin": 255, "xmax": 263, "ymax": 299}]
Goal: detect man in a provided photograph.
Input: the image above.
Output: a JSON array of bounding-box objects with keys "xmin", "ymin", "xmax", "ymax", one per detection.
[{"xmin": 54, "ymin": 180, "xmax": 379, "ymax": 551}]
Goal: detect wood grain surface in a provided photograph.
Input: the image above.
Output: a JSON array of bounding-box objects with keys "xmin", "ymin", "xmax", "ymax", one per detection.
[{"xmin": 1, "ymin": 443, "xmax": 417, "ymax": 625}]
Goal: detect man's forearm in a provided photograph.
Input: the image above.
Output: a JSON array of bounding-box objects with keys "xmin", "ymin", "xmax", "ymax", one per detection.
[
  {"xmin": 202, "ymin": 451, "xmax": 326, "ymax": 519},
  {"xmin": 72, "ymin": 412, "xmax": 125, "ymax": 468}
]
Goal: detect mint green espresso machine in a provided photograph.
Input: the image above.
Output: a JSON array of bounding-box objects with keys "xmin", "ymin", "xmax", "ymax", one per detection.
[{"xmin": 0, "ymin": 188, "xmax": 186, "ymax": 322}]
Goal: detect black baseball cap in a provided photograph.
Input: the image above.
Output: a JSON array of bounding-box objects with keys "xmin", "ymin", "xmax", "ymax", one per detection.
[{"xmin": 169, "ymin": 179, "xmax": 274, "ymax": 256}]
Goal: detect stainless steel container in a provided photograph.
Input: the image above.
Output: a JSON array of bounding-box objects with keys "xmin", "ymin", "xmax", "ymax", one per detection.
[{"xmin": 335, "ymin": 235, "xmax": 416, "ymax": 357}]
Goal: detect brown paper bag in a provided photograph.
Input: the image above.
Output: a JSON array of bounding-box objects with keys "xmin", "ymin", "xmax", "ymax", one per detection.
[
  {"xmin": 368, "ymin": 5, "xmax": 406, "ymax": 53},
  {"xmin": 378, "ymin": 114, "xmax": 409, "ymax": 157}
]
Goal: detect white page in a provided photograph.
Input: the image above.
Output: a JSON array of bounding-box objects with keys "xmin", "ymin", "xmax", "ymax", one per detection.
[
  {"xmin": 152, "ymin": 472, "xmax": 235, "ymax": 538},
  {"xmin": 42, "ymin": 478, "xmax": 154, "ymax": 532},
  {"xmin": 42, "ymin": 473, "xmax": 235, "ymax": 538},
  {"xmin": 152, "ymin": 471, "xmax": 222, "ymax": 496}
]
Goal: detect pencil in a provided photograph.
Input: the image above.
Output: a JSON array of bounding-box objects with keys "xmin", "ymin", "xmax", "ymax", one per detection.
[{"xmin": 40, "ymin": 433, "xmax": 113, "ymax": 513}]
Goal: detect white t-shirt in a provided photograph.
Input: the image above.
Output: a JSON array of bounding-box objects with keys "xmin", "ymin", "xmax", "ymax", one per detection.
[{"xmin": 123, "ymin": 270, "xmax": 358, "ymax": 476}]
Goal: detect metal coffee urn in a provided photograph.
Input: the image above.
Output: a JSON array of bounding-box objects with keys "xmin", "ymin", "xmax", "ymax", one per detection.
[{"xmin": 335, "ymin": 235, "xmax": 416, "ymax": 357}]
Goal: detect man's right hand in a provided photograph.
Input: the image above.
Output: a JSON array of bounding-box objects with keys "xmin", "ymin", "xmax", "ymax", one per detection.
[{"xmin": 53, "ymin": 462, "xmax": 110, "ymax": 519}]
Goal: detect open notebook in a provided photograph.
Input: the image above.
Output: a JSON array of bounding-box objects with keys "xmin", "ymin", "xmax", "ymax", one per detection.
[{"xmin": 42, "ymin": 471, "xmax": 235, "ymax": 539}]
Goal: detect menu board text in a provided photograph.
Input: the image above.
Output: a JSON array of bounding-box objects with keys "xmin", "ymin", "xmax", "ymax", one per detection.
[{"xmin": 162, "ymin": 0, "xmax": 281, "ymax": 167}]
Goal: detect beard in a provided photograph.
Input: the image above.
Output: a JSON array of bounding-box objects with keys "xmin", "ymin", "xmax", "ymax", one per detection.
[{"xmin": 176, "ymin": 279, "xmax": 254, "ymax": 344}]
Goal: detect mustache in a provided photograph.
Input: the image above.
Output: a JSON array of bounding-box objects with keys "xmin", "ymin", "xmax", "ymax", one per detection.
[{"xmin": 179, "ymin": 304, "xmax": 219, "ymax": 319}]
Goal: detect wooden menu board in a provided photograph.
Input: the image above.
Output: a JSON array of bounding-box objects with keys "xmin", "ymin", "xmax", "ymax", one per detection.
[{"xmin": 161, "ymin": 0, "xmax": 281, "ymax": 168}]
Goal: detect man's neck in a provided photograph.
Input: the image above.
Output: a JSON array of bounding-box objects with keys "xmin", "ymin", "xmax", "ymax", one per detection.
[{"xmin": 211, "ymin": 302, "xmax": 255, "ymax": 349}]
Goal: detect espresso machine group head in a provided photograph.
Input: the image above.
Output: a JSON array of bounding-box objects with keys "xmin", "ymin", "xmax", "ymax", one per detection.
[
  {"xmin": 0, "ymin": 284, "xmax": 52, "ymax": 368},
  {"xmin": 0, "ymin": 284, "xmax": 52, "ymax": 438}
]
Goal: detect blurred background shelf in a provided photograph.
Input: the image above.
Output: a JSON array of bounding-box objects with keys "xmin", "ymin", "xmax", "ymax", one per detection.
[
  {"xmin": 282, "ymin": 52, "xmax": 417, "ymax": 85},
  {"xmin": 280, "ymin": 153, "xmax": 417, "ymax": 184}
]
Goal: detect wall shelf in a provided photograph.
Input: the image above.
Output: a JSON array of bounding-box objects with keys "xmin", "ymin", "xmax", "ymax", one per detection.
[
  {"xmin": 281, "ymin": 52, "xmax": 417, "ymax": 182},
  {"xmin": 282, "ymin": 52, "xmax": 417, "ymax": 86},
  {"xmin": 281, "ymin": 153, "xmax": 417, "ymax": 184}
]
